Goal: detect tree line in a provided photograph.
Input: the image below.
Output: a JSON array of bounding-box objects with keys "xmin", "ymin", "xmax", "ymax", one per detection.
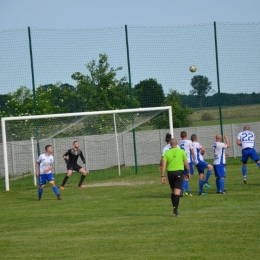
[
  {"xmin": 180, "ymin": 92, "xmax": 260, "ymax": 108},
  {"xmin": 0, "ymin": 53, "xmax": 259, "ymax": 132},
  {"xmin": 0, "ymin": 54, "xmax": 193, "ymax": 130}
]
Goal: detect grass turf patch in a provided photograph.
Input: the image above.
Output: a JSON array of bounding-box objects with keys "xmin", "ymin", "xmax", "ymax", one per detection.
[{"xmin": 0, "ymin": 162, "xmax": 260, "ymax": 259}]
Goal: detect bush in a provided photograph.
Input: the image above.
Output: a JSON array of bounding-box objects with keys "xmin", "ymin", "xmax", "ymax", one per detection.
[{"xmin": 201, "ymin": 112, "xmax": 214, "ymax": 121}]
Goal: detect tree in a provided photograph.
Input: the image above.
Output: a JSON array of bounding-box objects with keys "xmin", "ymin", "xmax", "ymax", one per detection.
[
  {"xmin": 1, "ymin": 86, "xmax": 34, "ymax": 117},
  {"xmin": 71, "ymin": 53, "xmax": 134, "ymax": 111},
  {"xmin": 190, "ymin": 75, "xmax": 214, "ymax": 108},
  {"xmin": 153, "ymin": 89, "xmax": 193, "ymax": 129},
  {"xmin": 1, "ymin": 83, "xmax": 79, "ymax": 119},
  {"xmin": 0, "ymin": 87, "xmax": 35, "ymax": 140},
  {"xmin": 0, "ymin": 94, "xmax": 8, "ymax": 111},
  {"xmin": 134, "ymin": 78, "xmax": 165, "ymax": 108},
  {"xmin": 36, "ymin": 82, "xmax": 79, "ymax": 114}
]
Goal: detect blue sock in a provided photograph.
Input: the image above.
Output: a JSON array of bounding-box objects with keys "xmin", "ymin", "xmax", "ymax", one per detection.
[
  {"xmin": 186, "ymin": 181, "xmax": 190, "ymax": 193},
  {"xmin": 181, "ymin": 180, "xmax": 185, "ymax": 193},
  {"xmin": 205, "ymin": 170, "xmax": 212, "ymax": 183},
  {"xmin": 216, "ymin": 178, "xmax": 220, "ymax": 191},
  {"xmin": 257, "ymin": 162, "xmax": 260, "ymax": 169},
  {"xmin": 199, "ymin": 180, "xmax": 204, "ymax": 193},
  {"xmin": 182, "ymin": 179, "xmax": 187, "ymax": 192},
  {"xmin": 52, "ymin": 186, "xmax": 59, "ymax": 196},
  {"xmin": 242, "ymin": 165, "xmax": 247, "ymax": 178},
  {"xmin": 219, "ymin": 178, "xmax": 225, "ymax": 191},
  {"xmin": 38, "ymin": 188, "xmax": 43, "ymax": 198}
]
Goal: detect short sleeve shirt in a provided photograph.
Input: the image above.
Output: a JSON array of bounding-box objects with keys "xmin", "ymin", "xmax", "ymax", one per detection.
[
  {"xmin": 237, "ymin": 130, "xmax": 255, "ymax": 149},
  {"xmin": 178, "ymin": 139, "xmax": 193, "ymax": 163},
  {"xmin": 36, "ymin": 153, "xmax": 54, "ymax": 175},
  {"xmin": 192, "ymin": 141, "xmax": 204, "ymax": 165},
  {"xmin": 161, "ymin": 144, "xmax": 171, "ymax": 156},
  {"xmin": 213, "ymin": 142, "xmax": 227, "ymax": 165},
  {"xmin": 163, "ymin": 148, "xmax": 187, "ymax": 171}
]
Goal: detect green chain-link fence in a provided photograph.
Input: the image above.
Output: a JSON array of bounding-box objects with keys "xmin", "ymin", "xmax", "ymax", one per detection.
[
  {"xmin": 1, "ymin": 22, "xmax": 260, "ymax": 188},
  {"xmin": 1, "ymin": 23, "xmax": 260, "ymax": 129}
]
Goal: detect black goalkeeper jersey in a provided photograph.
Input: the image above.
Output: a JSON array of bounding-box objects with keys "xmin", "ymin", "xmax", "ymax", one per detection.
[{"xmin": 64, "ymin": 148, "xmax": 85, "ymax": 165}]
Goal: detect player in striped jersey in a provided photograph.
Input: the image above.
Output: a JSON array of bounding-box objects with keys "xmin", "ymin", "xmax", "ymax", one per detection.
[
  {"xmin": 191, "ymin": 134, "xmax": 213, "ymax": 195},
  {"xmin": 35, "ymin": 145, "xmax": 62, "ymax": 201},
  {"xmin": 159, "ymin": 133, "xmax": 180, "ymax": 183},
  {"xmin": 179, "ymin": 131, "xmax": 194, "ymax": 196},
  {"xmin": 161, "ymin": 133, "xmax": 172, "ymax": 156},
  {"xmin": 236, "ymin": 125, "xmax": 260, "ymax": 184},
  {"xmin": 160, "ymin": 133, "xmax": 172, "ymax": 183},
  {"xmin": 213, "ymin": 134, "xmax": 230, "ymax": 194}
]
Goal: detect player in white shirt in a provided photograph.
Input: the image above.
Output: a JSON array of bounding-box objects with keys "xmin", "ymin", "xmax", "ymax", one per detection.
[
  {"xmin": 179, "ymin": 131, "xmax": 194, "ymax": 196},
  {"xmin": 35, "ymin": 145, "xmax": 62, "ymax": 201},
  {"xmin": 160, "ymin": 133, "xmax": 180, "ymax": 183},
  {"xmin": 191, "ymin": 134, "xmax": 213, "ymax": 195},
  {"xmin": 213, "ymin": 134, "xmax": 230, "ymax": 194},
  {"xmin": 236, "ymin": 125, "xmax": 260, "ymax": 184},
  {"xmin": 160, "ymin": 133, "xmax": 172, "ymax": 182}
]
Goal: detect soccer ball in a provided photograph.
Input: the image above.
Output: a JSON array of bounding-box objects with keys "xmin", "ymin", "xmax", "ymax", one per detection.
[{"xmin": 189, "ymin": 65, "xmax": 197, "ymax": 73}]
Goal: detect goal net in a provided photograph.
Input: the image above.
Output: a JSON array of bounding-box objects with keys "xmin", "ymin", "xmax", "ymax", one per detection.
[{"xmin": 1, "ymin": 106, "xmax": 173, "ymax": 191}]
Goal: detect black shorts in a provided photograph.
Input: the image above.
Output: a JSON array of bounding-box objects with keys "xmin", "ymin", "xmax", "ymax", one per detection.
[
  {"xmin": 67, "ymin": 164, "xmax": 82, "ymax": 172},
  {"xmin": 167, "ymin": 170, "xmax": 184, "ymax": 190}
]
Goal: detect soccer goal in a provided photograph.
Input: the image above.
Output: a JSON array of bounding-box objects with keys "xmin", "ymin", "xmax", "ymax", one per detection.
[{"xmin": 1, "ymin": 106, "xmax": 173, "ymax": 191}]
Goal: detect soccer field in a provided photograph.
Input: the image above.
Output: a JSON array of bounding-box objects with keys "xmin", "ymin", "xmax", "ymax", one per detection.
[{"xmin": 0, "ymin": 162, "xmax": 259, "ymax": 259}]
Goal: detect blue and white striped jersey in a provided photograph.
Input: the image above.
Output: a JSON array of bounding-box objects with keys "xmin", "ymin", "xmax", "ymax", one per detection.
[
  {"xmin": 36, "ymin": 153, "xmax": 54, "ymax": 175},
  {"xmin": 179, "ymin": 139, "xmax": 193, "ymax": 163},
  {"xmin": 192, "ymin": 141, "xmax": 203, "ymax": 165},
  {"xmin": 213, "ymin": 142, "xmax": 227, "ymax": 165},
  {"xmin": 237, "ymin": 130, "xmax": 255, "ymax": 149}
]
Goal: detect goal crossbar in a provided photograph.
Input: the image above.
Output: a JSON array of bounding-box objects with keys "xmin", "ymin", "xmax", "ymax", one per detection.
[{"xmin": 1, "ymin": 106, "xmax": 172, "ymax": 121}]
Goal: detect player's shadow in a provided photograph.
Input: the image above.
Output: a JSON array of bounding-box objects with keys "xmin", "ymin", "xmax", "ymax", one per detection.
[
  {"xmin": 132, "ymin": 193, "xmax": 169, "ymax": 199},
  {"xmin": 125, "ymin": 212, "xmax": 172, "ymax": 217},
  {"xmin": 229, "ymin": 183, "xmax": 260, "ymax": 187}
]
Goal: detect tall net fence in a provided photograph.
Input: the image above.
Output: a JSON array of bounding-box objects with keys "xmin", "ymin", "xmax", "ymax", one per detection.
[
  {"xmin": 1, "ymin": 23, "xmax": 260, "ymax": 126},
  {"xmin": 1, "ymin": 23, "xmax": 260, "ymax": 189},
  {"xmin": 215, "ymin": 23, "xmax": 260, "ymax": 126}
]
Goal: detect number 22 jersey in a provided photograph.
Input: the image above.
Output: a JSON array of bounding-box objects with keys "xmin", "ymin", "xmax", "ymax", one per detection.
[{"xmin": 237, "ymin": 130, "xmax": 255, "ymax": 149}]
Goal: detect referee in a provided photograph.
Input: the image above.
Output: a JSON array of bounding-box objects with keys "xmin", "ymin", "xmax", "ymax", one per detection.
[{"xmin": 161, "ymin": 138, "xmax": 190, "ymax": 217}]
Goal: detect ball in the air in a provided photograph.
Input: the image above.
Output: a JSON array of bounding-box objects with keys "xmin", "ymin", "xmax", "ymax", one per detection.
[{"xmin": 189, "ymin": 65, "xmax": 197, "ymax": 72}]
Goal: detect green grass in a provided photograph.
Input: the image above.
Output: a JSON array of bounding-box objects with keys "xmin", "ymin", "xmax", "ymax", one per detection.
[
  {"xmin": 189, "ymin": 104, "xmax": 260, "ymax": 126},
  {"xmin": 192, "ymin": 116, "xmax": 260, "ymax": 127},
  {"xmin": 1, "ymin": 160, "xmax": 260, "ymax": 259},
  {"xmin": 191, "ymin": 104, "xmax": 260, "ymax": 120},
  {"xmin": 1, "ymin": 165, "xmax": 158, "ymax": 190},
  {"xmin": 138, "ymin": 104, "xmax": 260, "ymax": 128}
]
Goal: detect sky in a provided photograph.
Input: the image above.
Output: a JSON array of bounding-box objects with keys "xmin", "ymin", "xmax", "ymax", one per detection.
[
  {"xmin": 1, "ymin": 0, "xmax": 260, "ymax": 28},
  {"xmin": 0, "ymin": 0, "xmax": 260, "ymax": 95}
]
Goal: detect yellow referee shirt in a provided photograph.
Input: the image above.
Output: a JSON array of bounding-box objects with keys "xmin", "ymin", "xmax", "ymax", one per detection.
[{"xmin": 163, "ymin": 148, "xmax": 187, "ymax": 171}]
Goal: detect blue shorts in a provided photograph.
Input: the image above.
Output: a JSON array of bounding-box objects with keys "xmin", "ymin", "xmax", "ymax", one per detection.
[
  {"xmin": 39, "ymin": 173, "xmax": 55, "ymax": 186},
  {"xmin": 241, "ymin": 148, "xmax": 259, "ymax": 163},
  {"xmin": 184, "ymin": 162, "xmax": 194, "ymax": 175},
  {"xmin": 214, "ymin": 164, "xmax": 226, "ymax": 178},
  {"xmin": 196, "ymin": 161, "xmax": 209, "ymax": 174}
]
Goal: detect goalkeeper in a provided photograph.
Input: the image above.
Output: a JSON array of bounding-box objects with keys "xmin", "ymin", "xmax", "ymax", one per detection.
[{"xmin": 60, "ymin": 141, "xmax": 87, "ymax": 189}]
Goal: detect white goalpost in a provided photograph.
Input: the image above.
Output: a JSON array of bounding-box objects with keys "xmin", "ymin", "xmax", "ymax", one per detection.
[{"xmin": 1, "ymin": 106, "xmax": 173, "ymax": 191}]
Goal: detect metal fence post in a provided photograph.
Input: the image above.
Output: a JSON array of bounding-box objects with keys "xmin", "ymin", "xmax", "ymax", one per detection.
[
  {"xmin": 28, "ymin": 27, "xmax": 40, "ymax": 156},
  {"xmin": 125, "ymin": 25, "xmax": 138, "ymax": 174},
  {"xmin": 214, "ymin": 21, "xmax": 224, "ymax": 137}
]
